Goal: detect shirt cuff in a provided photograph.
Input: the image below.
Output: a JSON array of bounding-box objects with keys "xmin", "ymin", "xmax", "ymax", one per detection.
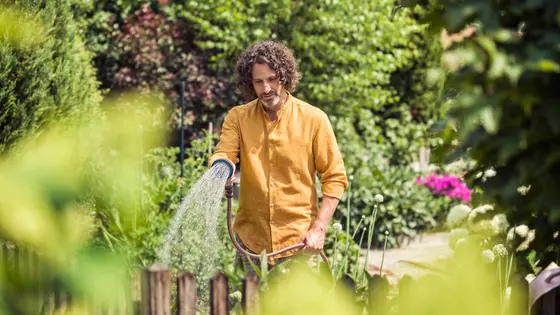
[
  {"xmin": 322, "ymin": 182, "xmax": 346, "ymax": 200},
  {"xmin": 208, "ymin": 154, "xmax": 234, "ymax": 169}
]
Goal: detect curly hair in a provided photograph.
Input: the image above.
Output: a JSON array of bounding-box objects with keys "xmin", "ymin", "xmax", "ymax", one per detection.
[{"xmin": 235, "ymin": 40, "xmax": 301, "ymax": 101}]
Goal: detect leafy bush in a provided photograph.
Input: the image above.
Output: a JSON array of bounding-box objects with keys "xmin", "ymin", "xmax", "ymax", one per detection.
[
  {"xmin": 416, "ymin": 0, "xmax": 560, "ymax": 266},
  {"xmin": 345, "ymin": 165, "xmax": 456, "ymax": 249},
  {"xmin": 0, "ymin": 94, "xmax": 166, "ymax": 314},
  {"xmin": 80, "ymin": 3, "xmax": 238, "ymax": 142},
  {"xmin": 0, "ymin": 0, "xmax": 101, "ymax": 154}
]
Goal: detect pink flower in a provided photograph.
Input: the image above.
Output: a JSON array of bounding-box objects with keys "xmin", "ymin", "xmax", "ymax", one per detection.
[{"xmin": 416, "ymin": 173, "xmax": 472, "ymax": 203}]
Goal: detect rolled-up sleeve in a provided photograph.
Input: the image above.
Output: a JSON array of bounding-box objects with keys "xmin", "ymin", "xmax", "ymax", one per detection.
[
  {"xmin": 208, "ymin": 108, "xmax": 240, "ymax": 168},
  {"xmin": 313, "ymin": 112, "xmax": 348, "ymax": 199}
]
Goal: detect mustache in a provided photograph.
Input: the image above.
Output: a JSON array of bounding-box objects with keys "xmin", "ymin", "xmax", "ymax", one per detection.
[{"xmin": 260, "ymin": 92, "xmax": 277, "ymax": 98}]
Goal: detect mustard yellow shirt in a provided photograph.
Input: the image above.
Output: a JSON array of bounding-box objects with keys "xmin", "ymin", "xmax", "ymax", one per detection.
[{"xmin": 209, "ymin": 93, "xmax": 348, "ymax": 257}]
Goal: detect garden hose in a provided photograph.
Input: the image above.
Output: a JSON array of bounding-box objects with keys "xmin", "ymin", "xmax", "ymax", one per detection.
[{"xmin": 224, "ymin": 185, "xmax": 330, "ymax": 268}]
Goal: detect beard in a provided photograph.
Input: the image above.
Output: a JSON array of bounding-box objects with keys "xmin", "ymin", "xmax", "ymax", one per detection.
[{"xmin": 260, "ymin": 91, "xmax": 280, "ymax": 107}]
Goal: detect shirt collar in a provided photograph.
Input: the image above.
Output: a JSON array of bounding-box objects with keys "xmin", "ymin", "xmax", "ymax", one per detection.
[{"xmin": 258, "ymin": 91, "xmax": 293, "ymax": 122}]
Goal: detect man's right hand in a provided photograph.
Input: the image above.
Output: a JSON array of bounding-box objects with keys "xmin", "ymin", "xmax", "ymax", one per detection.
[
  {"xmin": 225, "ymin": 161, "xmax": 236, "ymax": 187},
  {"xmin": 226, "ymin": 174, "xmax": 236, "ymax": 187}
]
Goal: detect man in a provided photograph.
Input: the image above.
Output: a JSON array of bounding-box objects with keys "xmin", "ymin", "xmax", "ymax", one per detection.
[{"xmin": 208, "ymin": 40, "xmax": 348, "ymax": 270}]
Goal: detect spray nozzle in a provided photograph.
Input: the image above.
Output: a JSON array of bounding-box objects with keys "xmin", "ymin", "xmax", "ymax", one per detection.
[{"xmin": 212, "ymin": 159, "xmax": 234, "ymax": 179}]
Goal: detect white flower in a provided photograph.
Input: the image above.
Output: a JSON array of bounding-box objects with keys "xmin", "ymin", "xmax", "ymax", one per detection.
[
  {"xmin": 517, "ymin": 185, "xmax": 531, "ymax": 196},
  {"xmin": 492, "ymin": 244, "xmax": 508, "ymax": 257},
  {"xmin": 481, "ymin": 249, "xmax": 495, "ymax": 263},
  {"xmin": 446, "ymin": 204, "xmax": 472, "ymax": 227},
  {"xmin": 333, "ymin": 223, "xmax": 343, "ymax": 233},
  {"xmin": 507, "ymin": 228, "xmax": 515, "ymax": 242},
  {"xmin": 516, "ymin": 229, "xmax": 536, "ymax": 252},
  {"xmin": 467, "ymin": 205, "xmax": 494, "ymax": 223},
  {"xmin": 484, "ymin": 168, "xmax": 497, "ymax": 178},
  {"xmin": 448, "ymin": 228, "xmax": 469, "ymax": 249},
  {"xmin": 472, "ymin": 220, "xmax": 498, "ymax": 236},
  {"xmin": 374, "ymin": 194, "xmax": 384, "ymax": 203},
  {"xmin": 491, "ymin": 214, "xmax": 509, "ymax": 234},
  {"xmin": 515, "ymin": 225, "xmax": 529, "ymax": 238}
]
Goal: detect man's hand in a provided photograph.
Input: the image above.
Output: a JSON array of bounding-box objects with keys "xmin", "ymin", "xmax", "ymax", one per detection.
[
  {"xmin": 301, "ymin": 195, "xmax": 340, "ymax": 255},
  {"xmin": 301, "ymin": 221, "xmax": 327, "ymax": 255},
  {"xmin": 225, "ymin": 173, "xmax": 236, "ymax": 187},
  {"xmin": 224, "ymin": 160, "xmax": 236, "ymax": 188}
]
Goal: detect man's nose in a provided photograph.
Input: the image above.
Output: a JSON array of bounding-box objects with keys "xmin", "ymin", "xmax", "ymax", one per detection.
[{"xmin": 263, "ymin": 83, "xmax": 271, "ymax": 92}]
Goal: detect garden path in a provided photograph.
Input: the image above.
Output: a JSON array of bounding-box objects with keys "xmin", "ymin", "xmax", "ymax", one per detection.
[{"xmin": 361, "ymin": 232, "xmax": 452, "ymax": 284}]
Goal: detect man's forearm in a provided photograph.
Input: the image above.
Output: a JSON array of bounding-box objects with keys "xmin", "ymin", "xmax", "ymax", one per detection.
[{"xmin": 311, "ymin": 195, "xmax": 340, "ymax": 231}]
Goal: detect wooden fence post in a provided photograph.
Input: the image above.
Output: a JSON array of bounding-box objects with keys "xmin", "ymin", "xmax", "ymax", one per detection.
[
  {"xmin": 368, "ymin": 274, "xmax": 389, "ymax": 315},
  {"xmin": 242, "ymin": 273, "xmax": 259, "ymax": 315},
  {"xmin": 210, "ymin": 272, "xmax": 229, "ymax": 315},
  {"xmin": 141, "ymin": 262, "xmax": 171, "ymax": 315},
  {"xmin": 177, "ymin": 272, "xmax": 197, "ymax": 315}
]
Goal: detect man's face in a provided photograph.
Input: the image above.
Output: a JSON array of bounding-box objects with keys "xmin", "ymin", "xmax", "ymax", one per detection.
[{"xmin": 252, "ymin": 63, "xmax": 284, "ymax": 107}]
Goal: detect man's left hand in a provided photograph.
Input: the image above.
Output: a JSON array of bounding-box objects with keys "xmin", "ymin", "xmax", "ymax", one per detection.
[{"xmin": 301, "ymin": 223, "xmax": 327, "ymax": 255}]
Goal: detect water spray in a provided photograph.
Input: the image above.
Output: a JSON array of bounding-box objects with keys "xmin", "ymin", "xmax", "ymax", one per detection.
[{"xmin": 212, "ymin": 159, "xmax": 330, "ymax": 267}]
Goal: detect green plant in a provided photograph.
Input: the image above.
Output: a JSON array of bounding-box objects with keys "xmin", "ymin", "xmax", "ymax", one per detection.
[
  {"xmin": 414, "ymin": 0, "xmax": 560, "ymax": 267},
  {"xmin": 0, "ymin": 92, "xmax": 167, "ymax": 314},
  {"xmin": 0, "ymin": 0, "xmax": 101, "ymax": 154},
  {"xmin": 323, "ymin": 221, "xmax": 362, "ymax": 281},
  {"xmin": 444, "ymin": 202, "xmax": 536, "ymax": 315},
  {"xmin": 80, "ymin": 2, "xmax": 239, "ymax": 143},
  {"xmin": 344, "ymin": 164, "xmax": 456, "ymax": 250}
]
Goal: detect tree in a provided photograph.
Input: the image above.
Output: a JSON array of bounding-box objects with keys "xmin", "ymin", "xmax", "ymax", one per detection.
[
  {"xmin": 0, "ymin": 0, "xmax": 101, "ymax": 154},
  {"xmin": 417, "ymin": 0, "xmax": 560, "ymax": 266}
]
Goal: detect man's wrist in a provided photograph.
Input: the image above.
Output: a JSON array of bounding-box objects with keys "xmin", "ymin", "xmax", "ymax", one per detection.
[{"xmin": 311, "ymin": 218, "xmax": 328, "ymax": 232}]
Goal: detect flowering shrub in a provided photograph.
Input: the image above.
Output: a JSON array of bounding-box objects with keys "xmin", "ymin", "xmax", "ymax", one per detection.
[
  {"xmin": 416, "ymin": 173, "xmax": 472, "ymax": 203},
  {"xmin": 445, "ymin": 202, "xmax": 538, "ymax": 314}
]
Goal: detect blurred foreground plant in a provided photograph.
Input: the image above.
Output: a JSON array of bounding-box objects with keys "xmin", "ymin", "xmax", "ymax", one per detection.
[
  {"xmin": 0, "ymin": 91, "xmax": 167, "ymax": 314},
  {"xmin": 257, "ymin": 240, "xmax": 527, "ymax": 315}
]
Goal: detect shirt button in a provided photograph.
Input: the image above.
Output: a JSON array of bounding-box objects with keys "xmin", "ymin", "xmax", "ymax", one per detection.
[{"xmin": 271, "ymin": 220, "xmax": 275, "ymax": 225}]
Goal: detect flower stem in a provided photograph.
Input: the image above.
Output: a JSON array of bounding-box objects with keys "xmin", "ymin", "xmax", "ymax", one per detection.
[
  {"xmin": 353, "ymin": 227, "xmax": 367, "ymax": 285},
  {"xmin": 379, "ymin": 233, "xmax": 388, "ymax": 276},
  {"xmin": 332, "ymin": 230, "xmax": 339, "ymax": 276},
  {"xmin": 344, "ymin": 181, "xmax": 351, "ymax": 274},
  {"xmin": 498, "ymin": 256, "xmax": 503, "ymax": 311},
  {"xmin": 364, "ymin": 204, "xmax": 379, "ymax": 274}
]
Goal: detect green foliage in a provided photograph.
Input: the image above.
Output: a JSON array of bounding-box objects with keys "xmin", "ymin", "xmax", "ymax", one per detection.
[
  {"xmin": 78, "ymin": 3, "xmax": 238, "ymax": 141},
  {"xmin": 0, "ymin": 0, "xmax": 101, "ymax": 154},
  {"xmin": 0, "ymin": 94, "xmax": 165, "ymax": 314},
  {"xmin": 323, "ymin": 222, "xmax": 362, "ymax": 278},
  {"xmin": 257, "ymin": 243, "xmax": 527, "ymax": 315},
  {"xmin": 418, "ymin": 0, "xmax": 560, "ymax": 265},
  {"xmin": 89, "ymin": 128, "xmax": 242, "ymax": 304},
  {"xmin": 91, "ymin": 132, "xmax": 218, "ymax": 265},
  {"xmin": 348, "ymin": 165, "xmax": 456, "ymax": 249}
]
